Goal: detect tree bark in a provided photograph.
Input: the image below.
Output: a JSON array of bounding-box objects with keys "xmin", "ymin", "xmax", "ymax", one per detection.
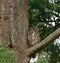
[
  {"xmin": 8, "ymin": 0, "xmax": 30, "ymax": 63},
  {"xmin": 1, "ymin": 0, "xmax": 30, "ymax": 63},
  {"xmin": 1, "ymin": 0, "xmax": 11, "ymax": 47}
]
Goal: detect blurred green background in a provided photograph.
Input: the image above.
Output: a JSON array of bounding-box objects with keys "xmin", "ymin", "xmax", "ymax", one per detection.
[
  {"xmin": 29, "ymin": 0, "xmax": 60, "ymax": 63},
  {"xmin": 0, "ymin": 47, "xmax": 16, "ymax": 63}
]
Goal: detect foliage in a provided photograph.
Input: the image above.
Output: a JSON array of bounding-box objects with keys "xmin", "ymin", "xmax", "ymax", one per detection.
[
  {"xmin": 29, "ymin": 0, "xmax": 60, "ymax": 63},
  {"xmin": 37, "ymin": 57, "xmax": 48, "ymax": 63},
  {"xmin": 0, "ymin": 47, "xmax": 16, "ymax": 63}
]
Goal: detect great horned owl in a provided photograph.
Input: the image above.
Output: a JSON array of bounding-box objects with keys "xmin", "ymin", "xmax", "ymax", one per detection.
[{"xmin": 28, "ymin": 26, "xmax": 40, "ymax": 47}]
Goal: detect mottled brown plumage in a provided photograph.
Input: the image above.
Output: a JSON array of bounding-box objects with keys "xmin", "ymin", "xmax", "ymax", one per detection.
[{"xmin": 28, "ymin": 26, "xmax": 40, "ymax": 47}]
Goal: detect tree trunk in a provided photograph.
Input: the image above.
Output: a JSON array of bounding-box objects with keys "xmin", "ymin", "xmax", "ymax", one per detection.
[
  {"xmin": 11, "ymin": 0, "xmax": 30, "ymax": 63},
  {"xmin": 1, "ymin": 0, "xmax": 30, "ymax": 63}
]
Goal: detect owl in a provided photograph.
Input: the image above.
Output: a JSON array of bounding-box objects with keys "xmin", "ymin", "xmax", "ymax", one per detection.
[{"xmin": 28, "ymin": 26, "xmax": 40, "ymax": 47}]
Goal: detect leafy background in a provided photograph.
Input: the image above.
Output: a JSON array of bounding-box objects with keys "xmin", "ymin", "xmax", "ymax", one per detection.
[{"xmin": 29, "ymin": 0, "xmax": 60, "ymax": 63}]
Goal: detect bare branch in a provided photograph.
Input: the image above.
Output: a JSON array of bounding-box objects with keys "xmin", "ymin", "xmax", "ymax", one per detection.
[{"xmin": 27, "ymin": 28, "xmax": 60, "ymax": 56}]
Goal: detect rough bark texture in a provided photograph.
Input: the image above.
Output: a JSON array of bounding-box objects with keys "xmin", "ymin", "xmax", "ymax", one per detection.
[
  {"xmin": 0, "ymin": 0, "xmax": 3, "ymax": 46},
  {"xmin": 0, "ymin": 0, "xmax": 10, "ymax": 47},
  {"xmin": 9, "ymin": 0, "xmax": 30, "ymax": 63},
  {"xmin": 12, "ymin": 0, "xmax": 30, "ymax": 63},
  {"xmin": 1, "ymin": 0, "xmax": 30, "ymax": 63}
]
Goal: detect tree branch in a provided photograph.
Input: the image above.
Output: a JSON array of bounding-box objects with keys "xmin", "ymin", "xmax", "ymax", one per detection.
[{"xmin": 27, "ymin": 28, "xmax": 60, "ymax": 56}]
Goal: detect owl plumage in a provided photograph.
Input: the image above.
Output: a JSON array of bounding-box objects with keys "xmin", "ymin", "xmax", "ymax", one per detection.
[{"xmin": 28, "ymin": 26, "xmax": 40, "ymax": 47}]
